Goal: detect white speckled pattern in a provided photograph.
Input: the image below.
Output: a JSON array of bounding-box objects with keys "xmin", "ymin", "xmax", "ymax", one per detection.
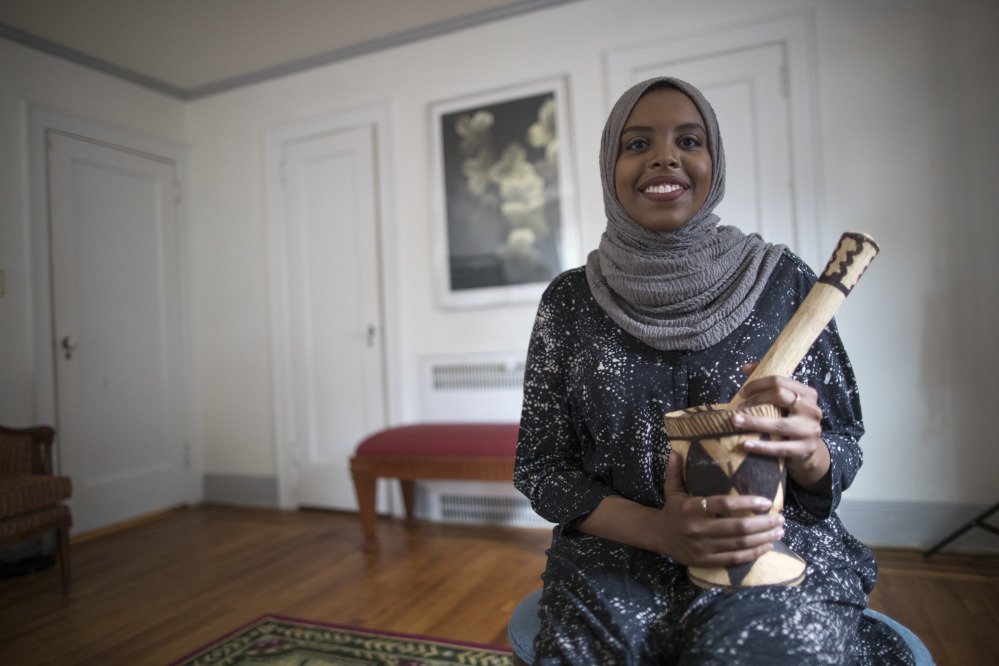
[{"xmin": 513, "ymin": 253, "xmax": 914, "ymax": 664}]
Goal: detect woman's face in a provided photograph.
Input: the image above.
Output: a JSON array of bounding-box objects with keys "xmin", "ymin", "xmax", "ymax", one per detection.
[{"xmin": 614, "ymin": 88, "xmax": 712, "ymax": 232}]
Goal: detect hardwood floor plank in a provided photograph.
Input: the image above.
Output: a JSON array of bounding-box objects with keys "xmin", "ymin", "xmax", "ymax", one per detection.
[
  {"xmin": 868, "ymin": 549, "xmax": 999, "ymax": 665},
  {"xmin": 1, "ymin": 506, "xmax": 996, "ymax": 664}
]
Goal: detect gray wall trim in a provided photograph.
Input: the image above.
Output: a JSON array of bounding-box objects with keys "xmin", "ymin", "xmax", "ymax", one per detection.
[
  {"xmin": 838, "ymin": 498, "xmax": 998, "ymax": 553},
  {"xmin": 197, "ymin": 473, "xmax": 998, "ymax": 554},
  {"xmin": 0, "ymin": 22, "xmax": 187, "ymax": 99},
  {"xmin": 0, "ymin": 0, "xmax": 579, "ymax": 100},
  {"xmin": 203, "ymin": 474, "xmax": 279, "ymax": 507}
]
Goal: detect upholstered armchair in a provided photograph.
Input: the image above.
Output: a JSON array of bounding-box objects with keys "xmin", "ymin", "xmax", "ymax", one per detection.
[{"xmin": 0, "ymin": 424, "xmax": 72, "ymax": 594}]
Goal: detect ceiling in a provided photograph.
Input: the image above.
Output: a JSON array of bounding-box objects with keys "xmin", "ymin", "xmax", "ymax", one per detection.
[{"xmin": 0, "ymin": 0, "xmax": 574, "ymax": 99}]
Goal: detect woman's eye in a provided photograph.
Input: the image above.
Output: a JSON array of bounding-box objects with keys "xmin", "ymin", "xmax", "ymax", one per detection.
[
  {"xmin": 625, "ymin": 138, "xmax": 649, "ymax": 151},
  {"xmin": 679, "ymin": 135, "xmax": 703, "ymax": 148}
]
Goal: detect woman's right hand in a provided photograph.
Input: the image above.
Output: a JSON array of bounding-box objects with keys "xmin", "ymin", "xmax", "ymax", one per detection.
[{"xmin": 651, "ymin": 450, "xmax": 785, "ymax": 567}]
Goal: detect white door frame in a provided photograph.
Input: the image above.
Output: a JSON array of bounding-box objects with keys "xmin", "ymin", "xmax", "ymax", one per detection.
[
  {"xmin": 264, "ymin": 102, "xmax": 400, "ymax": 509},
  {"xmin": 606, "ymin": 11, "xmax": 822, "ymax": 268},
  {"xmin": 26, "ymin": 105, "xmax": 201, "ymax": 501}
]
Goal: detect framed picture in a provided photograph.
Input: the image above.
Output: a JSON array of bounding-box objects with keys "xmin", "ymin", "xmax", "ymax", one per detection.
[{"xmin": 430, "ymin": 77, "xmax": 578, "ymax": 308}]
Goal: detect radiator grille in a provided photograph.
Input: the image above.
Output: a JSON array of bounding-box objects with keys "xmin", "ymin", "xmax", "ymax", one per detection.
[
  {"xmin": 439, "ymin": 493, "xmax": 546, "ymax": 526},
  {"xmin": 413, "ymin": 484, "xmax": 551, "ymax": 528},
  {"xmin": 432, "ymin": 360, "xmax": 524, "ymax": 391},
  {"xmin": 416, "ymin": 353, "xmax": 549, "ymax": 528},
  {"xmin": 420, "ymin": 352, "xmax": 525, "ymax": 422}
]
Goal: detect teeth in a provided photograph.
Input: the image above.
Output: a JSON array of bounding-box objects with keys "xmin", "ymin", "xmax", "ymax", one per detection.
[{"xmin": 644, "ymin": 183, "xmax": 684, "ymax": 194}]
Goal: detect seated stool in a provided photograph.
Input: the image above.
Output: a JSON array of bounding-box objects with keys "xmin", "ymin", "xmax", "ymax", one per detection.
[
  {"xmin": 350, "ymin": 423, "xmax": 519, "ymax": 550},
  {"xmin": 508, "ymin": 588, "xmax": 934, "ymax": 665}
]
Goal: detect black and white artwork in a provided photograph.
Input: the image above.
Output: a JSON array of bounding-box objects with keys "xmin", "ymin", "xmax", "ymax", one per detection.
[{"xmin": 431, "ymin": 78, "xmax": 577, "ymax": 308}]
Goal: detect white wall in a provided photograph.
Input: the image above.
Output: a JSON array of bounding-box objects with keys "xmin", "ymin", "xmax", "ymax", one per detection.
[
  {"xmin": 2, "ymin": 0, "xmax": 996, "ymax": 517},
  {"xmin": 188, "ymin": 0, "xmax": 999, "ymax": 505},
  {"xmin": 813, "ymin": 0, "xmax": 998, "ymax": 504}
]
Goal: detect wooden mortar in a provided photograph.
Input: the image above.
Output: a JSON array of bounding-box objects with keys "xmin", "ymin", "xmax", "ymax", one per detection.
[{"xmin": 664, "ymin": 232, "xmax": 880, "ymax": 588}]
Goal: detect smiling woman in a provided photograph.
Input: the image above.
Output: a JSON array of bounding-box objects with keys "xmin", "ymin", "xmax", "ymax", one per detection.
[{"xmin": 512, "ymin": 77, "xmax": 916, "ymax": 664}]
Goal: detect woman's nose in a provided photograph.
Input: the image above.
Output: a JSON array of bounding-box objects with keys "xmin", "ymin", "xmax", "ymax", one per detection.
[{"xmin": 649, "ymin": 143, "xmax": 680, "ymax": 169}]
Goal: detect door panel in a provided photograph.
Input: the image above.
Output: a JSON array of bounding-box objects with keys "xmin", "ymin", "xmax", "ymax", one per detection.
[
  {"xmin": 47, "ymin": 132, "xmax": 187, "ymax": 533},
  {"xmin": 282, "ymin": 125, "xmax": 387, "ymax": 510}
]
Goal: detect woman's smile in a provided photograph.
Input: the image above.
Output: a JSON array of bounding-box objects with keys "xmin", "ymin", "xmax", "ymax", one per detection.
[{"xmin": 639, "ymin": 175, "xmax": 690, "ymax": 201}]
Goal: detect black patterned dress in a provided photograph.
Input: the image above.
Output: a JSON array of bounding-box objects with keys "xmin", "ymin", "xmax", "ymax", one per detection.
[{"xmin": 514, "ymin": 250, "xmax": 913, "ymax": 665}]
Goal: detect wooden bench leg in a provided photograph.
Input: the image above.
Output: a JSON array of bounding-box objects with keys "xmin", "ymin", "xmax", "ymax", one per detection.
[
  {"xmin": 350, "ymin": 466, "xmax": 378, "ymax": 551},
  {"xmin": 57, "ymin": 526, "xmax": 71, "ymax": 596},
  {"xmin": 400, "ymin": 479, "xmax": 416, "ymax": 526}
]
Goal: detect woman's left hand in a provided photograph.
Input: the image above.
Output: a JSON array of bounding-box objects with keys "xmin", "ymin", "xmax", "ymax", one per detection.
[{"xmin": 731, "ymin": 364, "xmax": 831, "ymax": 492}]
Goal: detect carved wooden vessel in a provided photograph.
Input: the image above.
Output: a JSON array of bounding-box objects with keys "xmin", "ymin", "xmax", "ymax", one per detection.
[
  {"xmin": 665, "ymin": 403, "xmax": 805, "ymax": 588},
  {"xmin": 664, "ymin": 232, "xmax": 880, "ymax": 588}
]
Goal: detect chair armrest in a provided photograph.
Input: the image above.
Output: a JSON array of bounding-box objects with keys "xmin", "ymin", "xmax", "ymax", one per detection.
[{"xmin": 0, "ymin": 425, "xmax": 57, "ymax": 475}]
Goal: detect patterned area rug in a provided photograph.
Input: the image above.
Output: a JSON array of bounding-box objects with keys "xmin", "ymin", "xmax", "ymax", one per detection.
[{"xmin": 172, "ymin": 614, "xmax": 514, "ymax": 665}]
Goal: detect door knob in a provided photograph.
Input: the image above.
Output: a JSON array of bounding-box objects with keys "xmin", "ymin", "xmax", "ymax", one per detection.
[{"xmin": 61, "ymin": 336, "xmax": 78, "ymax": 360}]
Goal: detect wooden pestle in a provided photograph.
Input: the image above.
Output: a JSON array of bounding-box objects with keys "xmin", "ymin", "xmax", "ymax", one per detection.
[{"xmin": 727, "ymin": 232, "xmax": 880, "ymax": 408}]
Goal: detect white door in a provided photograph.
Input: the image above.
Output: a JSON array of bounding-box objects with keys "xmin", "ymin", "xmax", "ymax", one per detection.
[
  {"xmin": 280, "ymin": 125, "xmax": 387, "ymax": 510},
  {"xmin": 47, "ymin": 131, "xmax": 189, "ymax": 534},
  {"xmin": 607, "ymin": 15, "xmax": 818, "ymax": 261}
]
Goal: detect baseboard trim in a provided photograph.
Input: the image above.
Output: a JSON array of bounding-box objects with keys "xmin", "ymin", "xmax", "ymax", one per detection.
[
  {"xmin": 70, "ymin": 505, "xmax": 189, "ymax": 544},
  {"xmin": 196, "ymin": 474, "xmax": 998, "ymax": 553},
  {"xmin": 838, "ymin": 499, "xmax": 998, "ymax": 553},
  {"xmin": 203, "ymin": 474, "xmax": 279, "ymax": 507}
]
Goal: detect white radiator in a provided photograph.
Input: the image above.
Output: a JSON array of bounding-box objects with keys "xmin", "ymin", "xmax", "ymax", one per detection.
[
  {"xmin": 419, "ymin": 351, "xmax": 526, "ymax": 422},
  {"xmin": 415, "ymin": 352, "xmax": 551, "ymax": 528}
]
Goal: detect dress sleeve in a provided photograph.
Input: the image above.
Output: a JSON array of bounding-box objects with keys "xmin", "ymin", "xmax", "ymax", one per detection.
[
  {"xmin": 787, "ymin": 316, "xmax": 866, "ymax": 519},
  {"xmin": 514, "ymin": 275, "xmax": 616, "ymax": 527}
]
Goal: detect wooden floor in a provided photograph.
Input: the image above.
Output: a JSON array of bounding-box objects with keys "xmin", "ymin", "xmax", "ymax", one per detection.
[{"xmin": 0, "ymin": 506, "xmax": 996, "ymax": 664}]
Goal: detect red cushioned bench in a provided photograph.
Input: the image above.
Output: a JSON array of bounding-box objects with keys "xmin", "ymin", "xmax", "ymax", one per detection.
[{"xmin": 349, "ymin": 423, "xmax": 519, "ymax": 550}]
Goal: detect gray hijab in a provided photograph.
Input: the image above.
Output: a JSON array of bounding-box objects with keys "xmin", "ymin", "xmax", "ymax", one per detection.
[{"xmin": 585, "ymin": 76, "xmax": 784, "ymax": 351}]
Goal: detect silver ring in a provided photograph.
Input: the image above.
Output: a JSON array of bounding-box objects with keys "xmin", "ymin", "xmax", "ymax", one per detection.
[
  {"xmin": 700, "ymin": 498, "xmax": 709, "ymax": 513},
  {"xmin": 791, "ymin": 393, "xmax": 800, "ymax": 407}
]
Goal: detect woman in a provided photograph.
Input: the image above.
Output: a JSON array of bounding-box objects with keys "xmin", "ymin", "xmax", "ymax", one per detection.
[{"xmin": 513, "ymin": 77, "xmax": 913, "ymax": 664}]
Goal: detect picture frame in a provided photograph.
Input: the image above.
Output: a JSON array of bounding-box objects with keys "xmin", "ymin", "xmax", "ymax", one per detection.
[{"xmin": 430, "ymin": 77, "xmax": 578, "ymax": 309}]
